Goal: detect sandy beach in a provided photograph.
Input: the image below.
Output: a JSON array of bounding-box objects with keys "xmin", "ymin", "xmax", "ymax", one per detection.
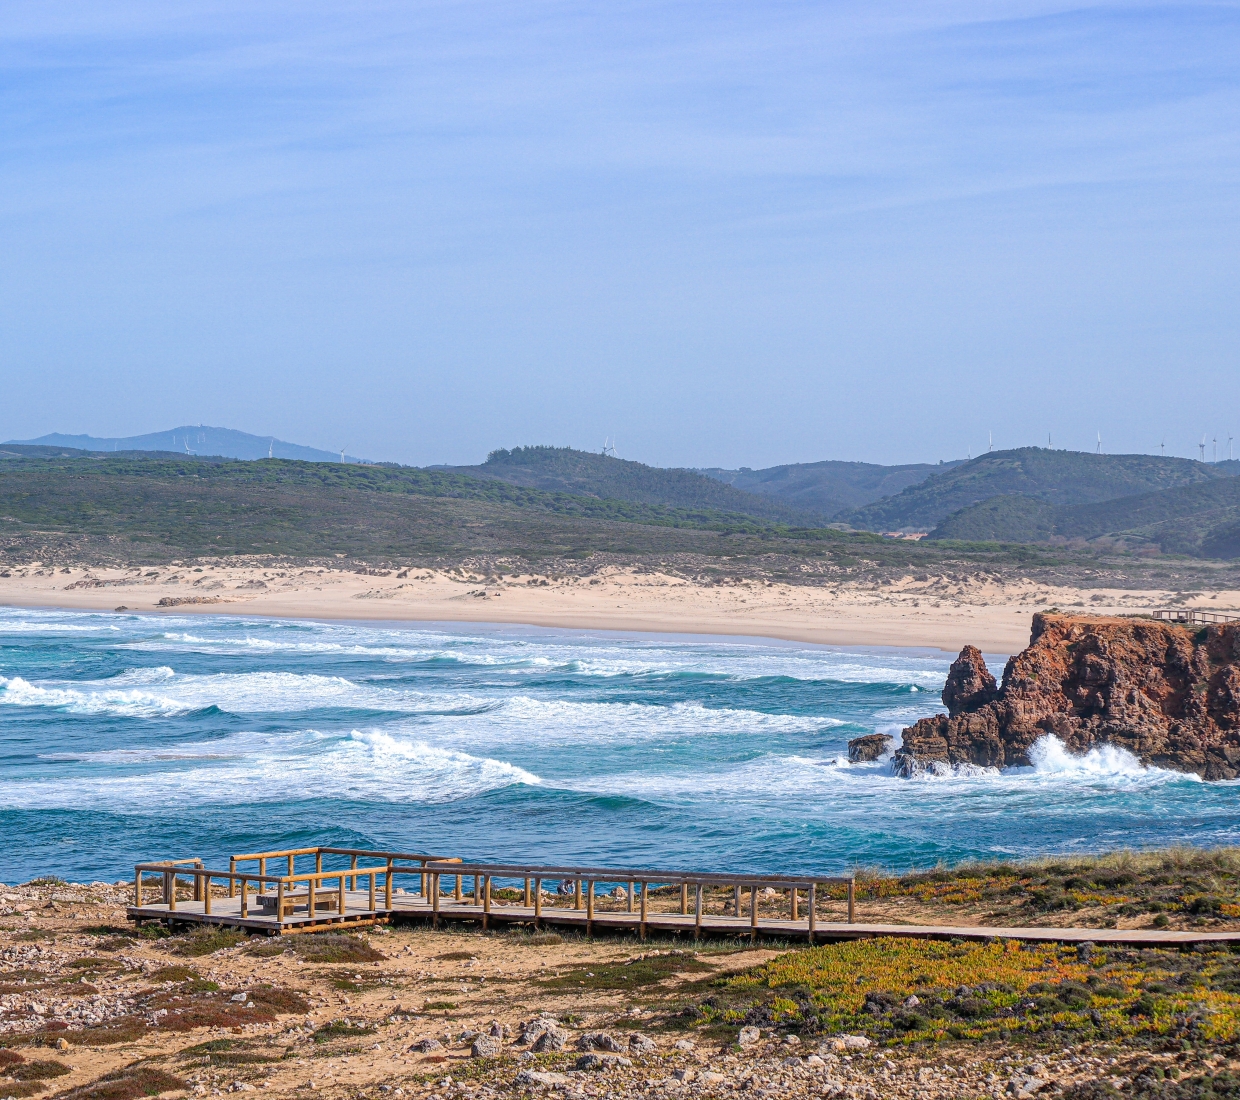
[{"xmin": 0, "ymin": 561, "xmax": 1231, "ymax": 652}]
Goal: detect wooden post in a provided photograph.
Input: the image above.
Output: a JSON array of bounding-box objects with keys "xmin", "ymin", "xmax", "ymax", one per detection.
[
  {"xmin": 807, "ymin": 883, "xmax": 816, "ymax": 943},
  {"xmin": 534, "ymin": 879, "xmax": 542, "ymax": 928},
  {"xmin": 432, "ymin": 873, "xmax": 440, "ymax": 929},
  {"xmin": 627, "ymin": 881, "xmax": 634, "ymax": 914},
  {"xmin": 240, "ymin": 877, "xmax": 248, "ymax": 917},
  {"xmin": 482, "ymin": 876, "xmax": 491, "ymax": 931},
  {"xmin": 134, "ymin": 869, "xmax": 142, "ymax": 907},
  {"xmin": 733, "ymin": 884, "xmax": 741, "ymax": 916},
  {"xmin": 193, "ymin": 862, "xmax": 203, "ymax": 903},
  {"xmin": 229, "ymin": 859, "xmax": 237, "ymax": 898},
  {"xmin": 847, "ymin": 879, "xmax": 855, "ymax": 924},
  {"xmin": 586, "ymin": 880, "xmax": 594, "ymax": 935},
  {"xmin": 276, "ymin": 880, "xmax": 285, "ymax": 928},
  {"xmin": 524, "ymin": 878, "xmax": 531, "ymax": 908},
  {"xmin": 288, "ymin": 854, "xmax": 295, "ymax": 877},
  {"xmin": 168, "ymin": 873, "xmax": 177, "ymax": 912},
  {"xmin": 791, "ymin": 886, "xmax": 799, "ymax": 921},
  {"xmin": 639, "ymin": 882, "xmax": 647, "ymax": 940},
  {"xmin": 574, "ymin": 879, "xmax": 582, "ymax": 909},
  {"xmin": 694, "ymin": 883, "xmax": 703, "ymax": 940},
  {"xmin": 315, "ymin": 852, "xmax": 322, "ymax": 876},
  {"xmin": 368, "ymin": 871, "xmax": 376, "ymax": 913},
  {"xmin": 203, "ymin": 875, "xmax": 211, "ymax": 915},
  {"xmin": 350, "ymin": 855, "xmax": 358, "ymax": 891},
  {"xmin": 336, "ymin": 874, "xmax": 344, "ymax": 915},
  {"xmin": 680, "ymin": 883, "xmax": 688, "ymax": 915},
  {"xmin": 421, "ymin": 869, "xmax": 428, "ymax": 899},
  {"xmin": 750, "ymin": 885, "xmax": 758, "ymax": 941},
  {"xmin": 385, "ymin": 859, "xmax": 393, "ymax": 909}
]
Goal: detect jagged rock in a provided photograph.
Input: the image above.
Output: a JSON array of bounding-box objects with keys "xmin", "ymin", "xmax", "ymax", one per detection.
[
  {"xmin": 575, "ymin": 1053, "xmax": 631, "ymax": 1071},
  {"xmin": 847, "ymin": 733, "xmax": 892, "ymax": 762},
  {"xmin": 470, "ymin": 1034, "xmax": 501, "ymax": 1057},
  {"xmin": 531, "ymin": 1026, "xmax": 568, "ymax": 1052},
  {"xmin": 738, "ymin": 1025, "xmax": 761, "ymax": 1046},
  {"xmin": 820, "ymin": 1034, "xmax": 872, "ymax": 1052},
  {"xmin": 893, "ymin": 614, "xmax": 1240, "ymax": 780},
  {"xmin": 408, "ymin": 1038, "xmax": 442, "ymax": 1053},
  {"xmin": 627, "ymin": 1033, "xmax": 657, "ymax": 1054},
  {"xmin": 577, "ymin": 1031, "xmax": 624, "ymax": 1052},
  {"xmin": 514, "ymin": 1069, "xmax": 568, "ymax": 1086},
  {"xmin": 942, "ymin": 645, "xmax": 998, "ymax": 714}
]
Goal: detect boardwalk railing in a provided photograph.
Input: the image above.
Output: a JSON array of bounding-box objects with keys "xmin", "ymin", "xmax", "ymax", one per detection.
[
  {"xmin": 1152, "ymin": 608, "xmax": 1240, "ymax": 626},
  {"xmin": 131, "ymin": 845, "xmax": 856, "ymax": 940}
]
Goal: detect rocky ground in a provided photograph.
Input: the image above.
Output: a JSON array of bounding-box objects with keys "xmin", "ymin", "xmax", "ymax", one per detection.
[{"xmin": 3, "ymin": 876, "xmax": 1240, "ymax": 1100}]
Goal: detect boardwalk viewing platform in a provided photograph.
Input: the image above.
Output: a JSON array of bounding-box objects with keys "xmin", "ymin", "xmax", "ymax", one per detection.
[{"xmin": 128, "ymin": 845, "xmax": 1240, "ymax": 947}]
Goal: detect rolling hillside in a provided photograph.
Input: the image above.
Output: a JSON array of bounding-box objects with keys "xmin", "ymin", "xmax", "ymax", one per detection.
[
  {"xmin": 930, "ymin": 475, "xmax": 1240, "ymax": 558},
  {"xmin": 841, "ymin": 448, "xmax": 1239, "ymax": 533},
  {"xmin": 442, "ymin": 446, "xmax": 814, "ymax": 525},
  {"xmin": 7, "ymin": 426, "xmax": 364, "ymax": 464},
  {"xmin": 697, "ymin": 459, "xmax": 962, "ymax": 518}
]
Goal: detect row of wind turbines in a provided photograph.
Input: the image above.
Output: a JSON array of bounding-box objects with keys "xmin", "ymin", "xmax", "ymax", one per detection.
[{"xmin": 971, "ymin": 431, "xmax": 1236, "ymax": 461}]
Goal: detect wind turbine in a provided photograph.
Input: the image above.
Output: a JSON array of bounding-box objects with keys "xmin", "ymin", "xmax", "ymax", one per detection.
[
  {"xmin": 988, "ymin": 431, "xmax": 993, "ymax": 452},
  {"xmin": 1160, "ymin": 437, "xmax": 1165, "ymax": 456},
  {"xmin": 1213, "ymin": 436, "xmax": 1218, "ymax": 462},
  {"xmin": 268, "ymin": 439, "xmax": 274, "ymax": 459},
  {"xmin": 1199, "ymin": 435, "xmax": 1207, "ymax": 462},
  {"xmin": 1096, "ymin": 432, "xmax": 1102, "ymax": 454},
  {"xmin": 1047, "ymin": 432, "xmax": 1052, "ymax": 449},
  {"xmin": 1230, "ymin": 433, "xmax": 1235, "ymax": 461}
]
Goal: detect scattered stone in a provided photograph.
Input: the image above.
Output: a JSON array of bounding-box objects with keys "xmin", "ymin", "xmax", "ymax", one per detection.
[
  {"xmin": 408, "ymin": 1039, "xmax": 443, "ymax": 1053},
  {"xmin": 903, "ymin": 995, "xmax": 920, "ymax": 1008},
  {"xmin": 628, "ymin": 1034, "xmax": 657, "ymax": 1054},
  {"xmin": 532, "ymin": 1026, "xmax": 568, "ymax": 1053},
  {"xmin": 514, "ymin": 1069, "xmax": 569, "ymax": 1087},
  {"xmin": 471, "ymin": 1034, "xmax": 502, "ymax": 1058},
  {"xmin": 820, "ymin": 1034, "xmax": 872, "ymax": 1052},
  {"xmin": 578, "ymin": 1030, "xmax": 625, "ymax": 1052},
  {"xmin": 738, "ymin": 1026, "xmax": 761, "ymax": 1046},
  {"xmin": 673, "ymin": 1069, "xmax": 696, "ymax": 1083},
  {"xmin": 1008, "ymin": 1075, "xmax": 1051, "ymax": 1098},
  {"xmin": 673, "ymin": 1039, "xmax": 696, "ymax": 1052},
  {"xmin": 575, "ymin": 1053, "xmax": 631, "ymax": 1071}
]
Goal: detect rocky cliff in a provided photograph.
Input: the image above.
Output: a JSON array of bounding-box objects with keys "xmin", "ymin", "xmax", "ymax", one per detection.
[{"xmin": 890, "ymin": 613, "xmax": 1240, "ymax": 780}]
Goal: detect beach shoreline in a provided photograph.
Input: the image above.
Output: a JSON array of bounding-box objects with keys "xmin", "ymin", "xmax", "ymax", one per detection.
[{"xmin": 0, "ymin": 560, "xmax": 1231, "ymax": 652}]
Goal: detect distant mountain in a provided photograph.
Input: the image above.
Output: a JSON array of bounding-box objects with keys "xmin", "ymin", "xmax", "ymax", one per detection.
[
  {"xmin": 7, "ymin": 426, "xmax": 364, "ymax": 464},
  {"xmin": 840, "ymin": 448, "xmax": 1239, "ymax": 533},
  {"xmin": 441, "ymin": 445, "xmax": 815, "ymax": 524},
  {"xmin": 930, "ymin": 473, "xmax": 1240, "ymax": 558},
  {"xmin": 697, "ymin": 459, "xmax": 964, "ymax": 519}
]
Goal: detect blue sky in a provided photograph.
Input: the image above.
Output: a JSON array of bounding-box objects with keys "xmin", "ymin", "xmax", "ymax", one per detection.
[{"xmin": 2, "ymin": 2, "xmax": 1238, "ymax": 467}]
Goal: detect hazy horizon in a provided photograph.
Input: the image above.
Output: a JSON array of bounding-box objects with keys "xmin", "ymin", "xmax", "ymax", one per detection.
[{"xmin": 4, "ymin": 2, "xmax": 1238, "ymax": 469}]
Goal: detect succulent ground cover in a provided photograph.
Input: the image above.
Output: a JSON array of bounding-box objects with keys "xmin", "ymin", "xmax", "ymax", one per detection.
[{"xmin": 3, "ymin": 858, "xmax": 1240, "ymax": 1100}]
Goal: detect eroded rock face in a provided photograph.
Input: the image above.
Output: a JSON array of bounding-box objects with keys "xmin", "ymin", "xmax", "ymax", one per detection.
[
  {"xmin": 846, "ymin": 733, "xmax": 893, "ymax": 762},
  {"xmin": 893, "ymin": 614, "xmax": 1240, "ymax": 780}
]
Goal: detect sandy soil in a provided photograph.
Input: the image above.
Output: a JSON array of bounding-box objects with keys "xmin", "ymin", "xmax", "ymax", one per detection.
[
  {"xmin": 0, "ymin": 884, "xmax": 1205, "ymax": 1100},
  {"xmin": 3, "ymin": 562, "xmax": 1234, "ymax": 652}
]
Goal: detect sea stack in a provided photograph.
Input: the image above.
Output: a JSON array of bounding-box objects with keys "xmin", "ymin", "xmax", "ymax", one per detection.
[{"xmin": 893, "ymin": 613, "xmax": 1240, "ymax": 780}]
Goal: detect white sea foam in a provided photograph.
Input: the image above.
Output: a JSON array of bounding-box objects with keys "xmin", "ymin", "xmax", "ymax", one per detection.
[
  {"xmin": 5, "ymin": 726, "xmax": 540, "ymax": 810},
  {"xmin": 1026, "ymin": 734, "xmax": 1194, "ymax": 782}
]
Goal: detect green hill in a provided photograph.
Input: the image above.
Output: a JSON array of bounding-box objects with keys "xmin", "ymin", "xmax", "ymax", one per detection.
[
  {"xmin": 442, "ymin": 446, "xmax": 812, "ymax": 524},
  {"xmin": 841, "ymin": 448, "xmax": 1236, "ymax": 533},
  {"xmin": 930, "ymin": 475, "xmax": 1240, "ymax": 558},
  {"xmin": 697, "ymin": 459, "xmax": 962, "ymax": 518}
]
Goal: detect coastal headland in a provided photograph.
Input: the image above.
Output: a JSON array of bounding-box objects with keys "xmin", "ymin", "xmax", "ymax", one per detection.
[{"xmin": 2, "ymin": 560, "xmax": 1237, "ymax": 652}]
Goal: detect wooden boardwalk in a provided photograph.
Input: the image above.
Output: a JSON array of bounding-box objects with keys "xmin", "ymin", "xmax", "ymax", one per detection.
[{"xmin": 126, "ymin": 846, "xmax": 1240, "ymax": 947}]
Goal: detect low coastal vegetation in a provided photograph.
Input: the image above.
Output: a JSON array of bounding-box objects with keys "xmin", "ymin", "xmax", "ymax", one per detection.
[
  {"xmin": 2, "ymin": 448, "xmax": 1237, "ymax": 592},
  {"xmin": 2, "ymin": 858, "xmax": 1240, "ymax": 1099}
]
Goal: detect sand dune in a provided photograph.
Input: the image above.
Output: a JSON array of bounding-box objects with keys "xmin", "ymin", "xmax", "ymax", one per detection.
[{"xmin": 0, "ymin": 561, "xmax": 1227, "ymax": 652}]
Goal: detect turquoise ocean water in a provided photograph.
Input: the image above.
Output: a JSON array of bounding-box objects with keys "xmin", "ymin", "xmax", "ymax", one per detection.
[{"xmin": 0, "ymin": 607, "xmax": 1237, "ymax": 885}]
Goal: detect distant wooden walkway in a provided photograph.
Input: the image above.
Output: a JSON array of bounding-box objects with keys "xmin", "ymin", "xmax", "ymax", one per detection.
[{"xmin": 126, "ymin": 847, "xmax": 1240, "ymax": 946}]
